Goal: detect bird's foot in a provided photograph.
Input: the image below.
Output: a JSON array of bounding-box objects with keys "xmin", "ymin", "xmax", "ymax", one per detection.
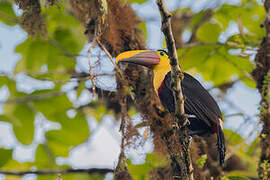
[
  {"xmin": 175, "ymin": 113, "xmax": 189, "ymax": 127},
  {"xmin": 187, "ymin": 136, "xmax": 193, "ymax": 147},
  {"xmin": 172, "ymin": 121, "xmax": 179, "ymax": 130}
]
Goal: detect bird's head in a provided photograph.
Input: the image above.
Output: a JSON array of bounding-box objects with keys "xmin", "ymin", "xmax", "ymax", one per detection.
[{"xmin": 116, "ymin": 50, "xmax": 171, "ymax": 93}]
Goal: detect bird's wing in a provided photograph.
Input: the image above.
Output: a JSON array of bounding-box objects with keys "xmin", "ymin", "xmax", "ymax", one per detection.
[
  {"xmin": 164, "ymin": 72, "xmax": 222, "ymax": 126},
  {"xmin": 182, "ymin": 73, "xmax": 222, "ymax": 125}
]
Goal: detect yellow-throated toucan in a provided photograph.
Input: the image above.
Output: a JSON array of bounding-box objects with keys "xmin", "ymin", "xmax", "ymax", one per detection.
[{"xmin": 116, "ymin": 50, "xmax": 226, "ymax": 166}]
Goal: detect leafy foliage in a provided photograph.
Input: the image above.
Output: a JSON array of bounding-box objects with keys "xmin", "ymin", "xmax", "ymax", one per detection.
[
  {"xmin": 1, "ymin": 103, "xmax": 35, "ymax": 145},
  {"xmin": 129, "ymin": 0, "xmax": 148, "ymax": 5},
  {"xmin": 0, "ymin": 0, "xmax": 18, "ymax": 26},
  {"xmin": 224, "ymin": 176, "xmax": 251, "ymax": 180},
  {"xmin": 195, "ymin": 154, "xmax": 207, "ymax": 168},
  {"xmin": 0, "ymin": 148, "xmax": 12, "ymax": 167},
  {"xmin": 0, "ymin": 0, "xmax": 264, "ymax": 179},
  {"xmin": 196, "ymin": 23, "xmax": 222, "ymax": 42},
  {"xmin": 127, "ymin": 153, "xmax": 168, "ymax": 179}
]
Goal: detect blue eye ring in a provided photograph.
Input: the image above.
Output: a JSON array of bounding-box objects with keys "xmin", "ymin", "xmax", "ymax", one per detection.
[
  {"xmin": 158, "ymin": 50, "xmax": 168, "ymax": 56},
  {"xmin": 160, "ymin": 51, "xmax": 165, "ymax": 56}
]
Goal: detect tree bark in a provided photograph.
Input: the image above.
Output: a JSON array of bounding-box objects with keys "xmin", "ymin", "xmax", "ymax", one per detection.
[{"xmin": 253, "ymin": 0, "xmax": 270, "ymax": 179}]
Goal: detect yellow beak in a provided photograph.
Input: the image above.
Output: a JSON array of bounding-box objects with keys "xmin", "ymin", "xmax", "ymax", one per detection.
[{"xmin": 116, "ymin": 50, "xmax": 160, "ymax": 67}]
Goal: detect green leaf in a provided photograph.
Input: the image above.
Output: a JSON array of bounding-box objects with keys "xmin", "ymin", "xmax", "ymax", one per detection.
[
  {"xmin": 33, "ymin": 90, "xmax": 89, "ymax": 157},
  {"xmin": 128, "ymin": 159, "xmax": 152, "ymax": 180},
  {"xmin": 5, "ymin": 175, "xmax": 20, "ymax": 180},
  {"xmin": 15, "ymin": 5, "xmax": 85, "ymax": 81},
  {"xmin": 53, "ymin": 28, "xmax": 81, "ymax": 55},
  {"xmin": 214, "ymin": 3, "xmax": 265, "ymax": 41},
  {"xmin": 0, "ymin": 79, "xmax": 37, "ymax": 145},
  {"xmin": 2, "ymin": 159, "xmax": 33, "ymax": 170},
  {"xmin": 46, "ymin": 113, "xmax": 90, "ymax": 157},
  {"xmin": 84, "ymin": 104, "xmax": 107, "ymax": 122},
  {"xmin": 35, "ymin": 144, "xmax": 56, "ymax": 169},
  {"xmin": 45, "ymin": 6, "xmax": 84, "ymax": 41},
  {"xmin": 62, "ymin": 174, "xmax": 105, "ymax": 180},
  {"xmin": 0, "ymin": 76, "xmax": 24, "ymax": 98},
  {"xmin": 227, "ymin": 176, "xmax": 251, "ymax": 180},
  {"xmin": 196, "ymin": 23, "xmax": 222, "ymax": 42},
  {"xmin": 195, "ymin": 154, "xmax": 207, "ymax": 168},
  {"xmin": 0, "ymin": 76, "xmax": 11, "ymax": 87},
  {"xmin": 128, "ymin": 107, "xmax": 138, "ymax": 117},
  {"xmin": 247, "ymin": 137, "xmax": 259, "ymax": 156},
  {"xmin": 76, "ymin": 81, "xmax": 85, "ymax": 98},
  {"xmin": 214, "ymin": 4, "xmax": 238, "ymax": 29},
  {"xmin": 15, "ymin": 38, "xmax": 51, "ymax": 73},
  {"xmin": 178, "ymin": 45, "xmax": 254, "ymax": 87},
  {"xmin": 227, "ymin": 34, "xmax": 246, "ymax": 48},
  {"xmin": 0, "ymin": 148, "xmax": 12, "ymax": 167},
  {"xmin": 0, "ymin": 0, "xmax": 18, "ymax": 26},
  {"xmin": 1, "ymin": 103, "xmax": 35, "ymax": 145},
  {"xmin": 36, "ymin": 175, "xmax": 57, "ymax": 180},
  {"xmin": 138, "ymin": 22, "xmax": 147, "ymax": 41},
  {"xmin": 15, "ymin": 37, "xmax": 76, "ymax": 81},
  {"xmin": 179, "ymin": 45, "xmax": 219, "ymax": 70},
  {"xmin": 227, "ymin": 170, "xmax": 257, "ymax": 179},
  {"xmin": 191, "ymin": 10, "xmax": 210, "ymax": 27},
  {"xmin": 128, "ymin": 153, "xmax": 167, "ymax": 180},
  {"xmin": 33, "ymin": 91, "xmax": 73, "ymax": 122},
  {"xmin": 224, "ymin": 129, "xmax": 244, "ymax": 145},
  {"xmin": 129, "ymin": 0, "xmax": 148, "ymax": 4},
  {"xmin": 241, "ymin": 76, "xmax": 256, "ymax": 89}
]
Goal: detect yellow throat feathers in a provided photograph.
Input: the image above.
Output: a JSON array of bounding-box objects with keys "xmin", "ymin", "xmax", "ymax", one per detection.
[{"xmin": 153, "ymin": 52, "xmax": 171, "ymax": 94}]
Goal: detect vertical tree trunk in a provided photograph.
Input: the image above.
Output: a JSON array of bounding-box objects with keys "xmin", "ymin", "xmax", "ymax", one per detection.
[{"xmin": 253, "ymin": 1, "xmax": 270, "ymax": 179}]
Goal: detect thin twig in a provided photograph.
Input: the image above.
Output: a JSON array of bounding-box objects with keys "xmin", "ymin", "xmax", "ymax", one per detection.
[
  {"xmin": 87, "ymin": 41, "xmax": 97, "ymax": 99},
  {"xmin": 181, "ymin": 41, "xmax": 259, "ymax": 49},
  {"xmin": 96, "ymin": 39, "xmax": 135, "ymax": 101},
  {"xmin": 0, "ymin": 91, "xmax": 65, "ymax": 104},
  {"xmin": 96, "ymin": 39, "xmax": 124, "ymax": 79},
  {"xmin": 0, "ymin": 168, "xmax": 113, "ymax": 176}
]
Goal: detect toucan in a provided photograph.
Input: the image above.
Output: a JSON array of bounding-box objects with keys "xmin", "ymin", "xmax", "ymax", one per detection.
[{"xmin": 116, "ymin": 50, "xmax": 226, "ymax": 166}]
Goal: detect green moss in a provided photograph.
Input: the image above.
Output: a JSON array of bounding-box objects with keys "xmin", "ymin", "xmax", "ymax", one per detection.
[{"xmin": 260, "ymin": 160, "xmax": 270, "ymax": 180}]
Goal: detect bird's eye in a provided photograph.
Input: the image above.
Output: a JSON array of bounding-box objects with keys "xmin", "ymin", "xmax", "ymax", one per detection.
[{"xmin": 160, "ymin": 51, "xmax": 164, "ymax": 56}]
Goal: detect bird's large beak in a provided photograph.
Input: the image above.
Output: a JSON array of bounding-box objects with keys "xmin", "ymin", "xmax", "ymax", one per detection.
[{"xmin": 116, "ymin": 50, "xmax": 160, "ymax": 67}]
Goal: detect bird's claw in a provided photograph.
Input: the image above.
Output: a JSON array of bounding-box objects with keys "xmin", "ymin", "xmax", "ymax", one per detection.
[
  {"xmin": 175, "ymin": 114, "xmax": 190, "ymax": 127},
  {"xmin": 172, "ymin": 121, "xmax": 179, "ymax": 130},
  {"xmin": 185, "ymin": 118, "xmax": 190, "ymax": 126}
]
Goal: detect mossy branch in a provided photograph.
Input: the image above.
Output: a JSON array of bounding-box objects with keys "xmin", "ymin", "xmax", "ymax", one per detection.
[
  {"xmin": 253, "ymin": 0, "xmax": 270, "ymax": 179},
  {"xmin": 156, "ymin": 0, "xmax": 186, "ymax": 127},
  {"xmin": 156, "ymin": 0, "xmax": 194, "ymax": 179}
]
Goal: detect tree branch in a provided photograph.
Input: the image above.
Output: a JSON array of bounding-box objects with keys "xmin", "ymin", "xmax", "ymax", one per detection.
[
  {"xmin": 156, "ymin": 0, "xmax": 186, "ymax": 131},
  {"xmin": 2, "ymin": 92, "xmax": 65, "ymax": 104},
  {"xmin": 156, "ymin": 1, "xmax": 193, "ymax": 179},
  {"xmin": 0, "ymin": 168, "xmax": 113, "ymax": 176}
]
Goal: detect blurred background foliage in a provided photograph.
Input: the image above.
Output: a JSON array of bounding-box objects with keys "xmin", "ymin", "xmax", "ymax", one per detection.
[{"xmin": 0, "ymin": 0, "xmax": 265, "ymax": 179}]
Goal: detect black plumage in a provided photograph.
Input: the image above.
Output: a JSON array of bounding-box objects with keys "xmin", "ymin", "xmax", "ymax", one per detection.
[
  {"xmin": 116, "ymin": 49, "xmax": 226, "ymax": 166},
  {"xmin": 158, "ymin": 72, "xmax": 226, "ymax": 165}
]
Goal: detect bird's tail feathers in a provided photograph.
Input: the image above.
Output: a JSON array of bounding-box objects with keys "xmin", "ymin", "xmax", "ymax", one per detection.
[{"xmin": 217, "ymin": 125, "xmax": 226, "ymax": 166}]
